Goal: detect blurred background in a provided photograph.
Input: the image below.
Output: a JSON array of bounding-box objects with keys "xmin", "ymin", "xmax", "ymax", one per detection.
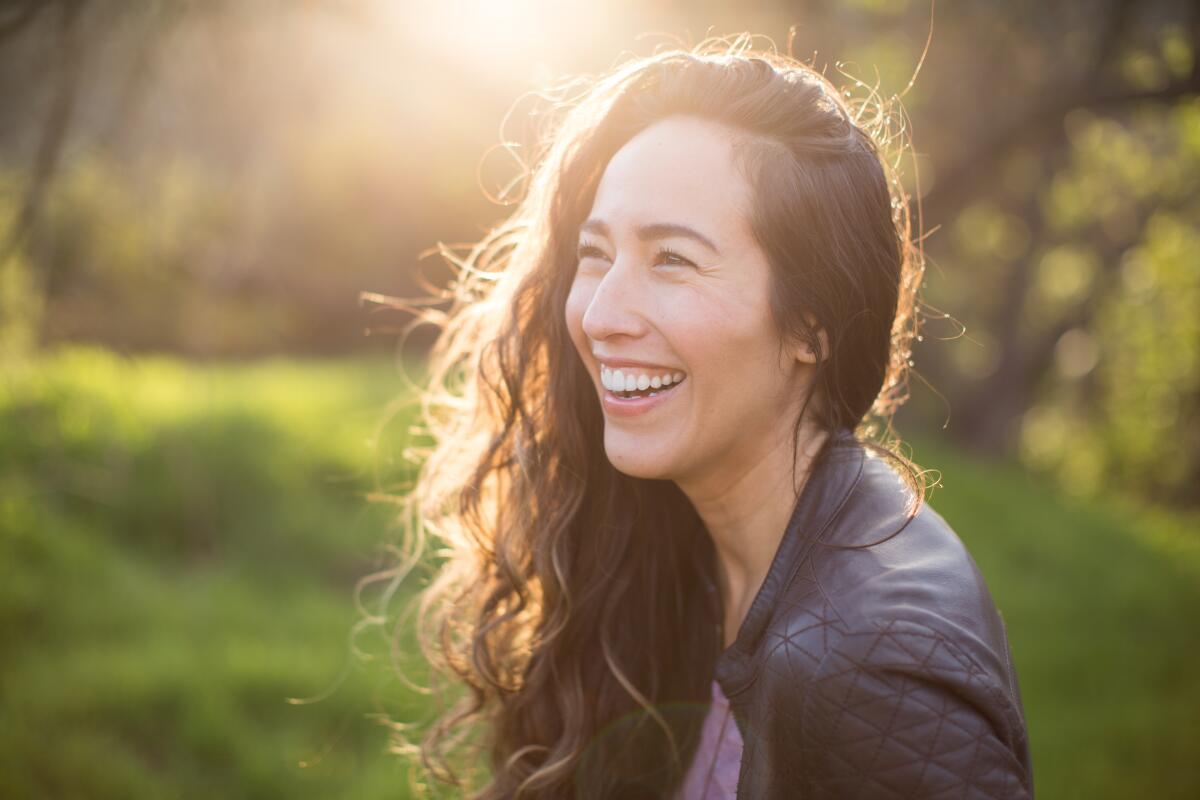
[{"xmin": 1, "ymin": 0, "xmax": 1197, "ymax": 797}]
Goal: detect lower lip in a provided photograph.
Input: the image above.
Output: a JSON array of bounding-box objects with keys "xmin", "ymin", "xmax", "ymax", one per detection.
[{"xmin": 601, "ymin": 379, "xmax": 685, "ymax": 418}]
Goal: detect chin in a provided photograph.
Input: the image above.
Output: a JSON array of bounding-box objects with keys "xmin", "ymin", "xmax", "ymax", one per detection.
[{"xmin": 604, "ymin": 445, "xmax": 674, "ymax": 481}]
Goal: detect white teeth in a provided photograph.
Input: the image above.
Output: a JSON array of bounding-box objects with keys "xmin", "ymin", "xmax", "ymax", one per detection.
[{"xmin": 599, "ymin": 365, "xmax": 687, "ymax": 394}]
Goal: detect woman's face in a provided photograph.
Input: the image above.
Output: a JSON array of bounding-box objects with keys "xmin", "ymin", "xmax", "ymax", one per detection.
[{"xmin": 564, "ymin": 114, "xmax": 817, "ymax": 489}]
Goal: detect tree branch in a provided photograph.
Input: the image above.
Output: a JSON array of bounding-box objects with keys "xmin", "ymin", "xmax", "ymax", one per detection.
[
  {"xmin": 923, "ymin": 0, "xmax": 1200, "ymax": 227},
  {"xmin": 0, "ymin": 0, "xmax": 44, "ymax": 40},
  {"xmin": 0, "ymin": 0, "xmax": 86, "ymax": 277}
]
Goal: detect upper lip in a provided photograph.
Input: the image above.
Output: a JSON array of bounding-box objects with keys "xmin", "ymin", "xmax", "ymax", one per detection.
[{"xmin": 594, "ymin": 356, "xmax": 683, "ymax": 373}]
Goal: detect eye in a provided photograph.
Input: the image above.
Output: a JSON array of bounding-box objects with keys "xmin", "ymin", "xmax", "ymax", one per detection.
[
  {"xmin": 576, "ymin": 243, "xmax": 609, "ymax": 261},
  {"xmin": 654, "ymin": 246, "xmax": 695, "ymax": 268},
  {"xmin": 574, "ymin": 241, "xmax": 696, "ymax": 269}
]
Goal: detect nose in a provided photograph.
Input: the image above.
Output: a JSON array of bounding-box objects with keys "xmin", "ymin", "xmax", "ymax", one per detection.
[{"xmin": 581, "ymin": 260, "xmax": 650, "ymax": 344}]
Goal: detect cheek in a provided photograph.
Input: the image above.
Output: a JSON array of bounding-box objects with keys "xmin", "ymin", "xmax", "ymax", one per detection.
[
  {"xmin": 670, "ymin": 294, "xmax": 767, "ymax": 367},
  {"xmin": 679, "ymin": 305, "xmax": 786, "ymax": 416}
]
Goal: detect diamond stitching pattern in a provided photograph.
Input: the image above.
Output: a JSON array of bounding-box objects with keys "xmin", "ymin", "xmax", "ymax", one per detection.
[
  {"xmin": 790, "ymin": 618, "xmax": 1030, "ymax": 798},
  {"xmin": 713, "ymin": 436, "xmax": 1033, "ymax": 799},
  {"xmin": 727, "ymin": 614, "xmax": 1032, "ymax": 798}
]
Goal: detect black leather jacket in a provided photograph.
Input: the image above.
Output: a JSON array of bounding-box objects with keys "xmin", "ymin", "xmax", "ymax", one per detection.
[{"xmin": 709, "ymin": 427, "xmax": 1034, "ymax": 798}]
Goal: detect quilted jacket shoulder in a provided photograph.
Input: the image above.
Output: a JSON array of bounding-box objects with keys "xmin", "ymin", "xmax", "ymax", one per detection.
[{"xmin": 713, "ymin": 430, "xmax": 1034, "ymax": 798}]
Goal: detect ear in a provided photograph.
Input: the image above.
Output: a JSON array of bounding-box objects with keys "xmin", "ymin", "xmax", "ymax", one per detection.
[{"xmin": 794, "ymin": 314, "xmax": 830, "ymax": 365}]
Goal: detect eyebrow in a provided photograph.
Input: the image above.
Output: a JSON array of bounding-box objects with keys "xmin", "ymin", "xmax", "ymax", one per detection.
[{"xmin": 579, "ymin": 218, "xmax": 720, "ymax": 255}]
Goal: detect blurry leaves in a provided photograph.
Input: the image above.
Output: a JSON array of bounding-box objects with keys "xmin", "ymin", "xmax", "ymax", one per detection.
[
  {"xmin": 1033, "ymin": 244, "xmax": 1099, "ymax": 312},
  {"xmin": 1120, "ymin": 21, "xmax": 1196, "ymax": 90},
  {"xmin": 840, "ymin": 0, "xmax": 913, "ymax": 16},
  {"xmin": 1019, "ymin": 209, "xmax": 1200, "ymax": 503},
  {"xmin": 1121, "ymin": 49, "xmax": 1172, "ymax": 92},
  {"xmin": 943, "ymin": 90, "xmax": 1200, "ymax": 506},
  {"xmin": 1160, "ymin": 23, "xmax": 1195, "ymax": 79},
  {"xmin": 1093, "ymin": 212, "xmax": 1200, "ymax": 495},
  {"xmin": 0, "ymin": 248, "xmax": 41, "ymax": 363},
  {"xmin": 1052, "ymin": 327, "xmax": 1099, "ymax": 379},
  {"xmin": 28, "ymin": 154, "xmax": 267, "ymax": 352},
  {"xmin": 954, "ymin": 201, "xmax": 1032, "ymax": 261},
  {"xmin": 950, "ymin": 327, "xmax": 1001, "ymax": 381}
]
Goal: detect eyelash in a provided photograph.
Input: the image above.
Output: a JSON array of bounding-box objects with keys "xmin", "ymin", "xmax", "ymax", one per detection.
[{"xmin": 576, "ymin": 243, "xmax": 694, "ymax": 268}]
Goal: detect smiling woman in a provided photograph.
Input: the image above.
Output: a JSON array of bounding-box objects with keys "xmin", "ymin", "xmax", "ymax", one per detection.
[
  {"xmin": 565, "ymin": 114, "xmax": 829, "ymax": 485},
  {"xmin": 370, "ymin": 34, "xmax": 1034, "ymax": 800}
]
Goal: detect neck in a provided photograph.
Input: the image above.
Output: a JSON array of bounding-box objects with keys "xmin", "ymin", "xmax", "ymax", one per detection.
[{"xmin": 676, "ymin": 420, "xmax": 830, "ymax": 649}]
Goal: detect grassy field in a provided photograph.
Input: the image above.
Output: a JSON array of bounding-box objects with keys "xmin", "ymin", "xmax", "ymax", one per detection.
[
  {"xmin": 2, "ymin": 346, "xmax": 1197, "ymax": 798},
  {"xmin": 0, "ymin": 347, "xmax": 428, "ymax": 799}
]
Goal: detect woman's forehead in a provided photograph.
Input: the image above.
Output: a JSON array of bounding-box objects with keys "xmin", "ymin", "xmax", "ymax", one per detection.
[{"xmin": 588, "ymin": 116, "xmax": 755, "ymax": 245}]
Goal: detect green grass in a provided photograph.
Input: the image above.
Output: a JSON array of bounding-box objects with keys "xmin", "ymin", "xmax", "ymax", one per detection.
[
  {"xmin": 1, "ymin": 346, "xmax": 431, "ymax": 799},
  {"xmin": 2, "ymin": 346, "xmax": 1198, "ymax": 798}
]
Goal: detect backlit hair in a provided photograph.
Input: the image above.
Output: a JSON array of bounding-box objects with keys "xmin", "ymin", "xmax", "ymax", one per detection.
[{"xmin": 362, "ymin": 33, "xmax": 929, "ymax": 799}]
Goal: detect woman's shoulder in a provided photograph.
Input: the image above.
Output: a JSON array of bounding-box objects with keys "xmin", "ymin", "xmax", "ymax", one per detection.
[
  {"xmin": 752, "ymin": 446, "xmax": 1034, "ymax": 797},
  {"xmin": 761, "ymin": 437, "xmax": 1020, "ymax": 692},
  {"xmin": 813, "ymin": 445, "xmax": 1009, "ymax": 646},
  {"xmin": 761, "ymin": 440, "xmax": 1024, "ymax": 723}
]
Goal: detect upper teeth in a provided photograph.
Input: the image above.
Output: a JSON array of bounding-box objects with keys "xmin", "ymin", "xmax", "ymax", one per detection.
[{"xmin": 600, "ymin": 366, "xmax": 686, "ymax": 393}]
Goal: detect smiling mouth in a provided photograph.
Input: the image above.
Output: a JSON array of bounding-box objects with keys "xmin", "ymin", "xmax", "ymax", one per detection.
[{"xmin": 599, "ymin": 365, "xmax": 687, "ymax": 399}]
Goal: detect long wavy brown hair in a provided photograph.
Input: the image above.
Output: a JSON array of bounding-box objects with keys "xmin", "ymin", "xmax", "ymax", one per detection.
[{"xmin": 360, "ymin": 34, "xmax": 930, "ymax": 799}]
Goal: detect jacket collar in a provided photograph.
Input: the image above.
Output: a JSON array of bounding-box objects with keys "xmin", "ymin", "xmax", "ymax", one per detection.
[{"xmin": 712, "ymin": 425, "xmax": 866, "ymax": 695}]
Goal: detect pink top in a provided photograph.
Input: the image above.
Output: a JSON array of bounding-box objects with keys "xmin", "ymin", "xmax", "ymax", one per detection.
[{"xmin": 674, "ymin": 679, "xmax": 744, "ymax": 799}]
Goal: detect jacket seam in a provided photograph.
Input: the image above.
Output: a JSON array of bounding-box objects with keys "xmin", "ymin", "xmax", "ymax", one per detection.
[
  {"xmin": 728, "ymin": 449, "xmax": 866, "ymax": 701},
  {"xmin": 780, "ymin": 447, "xmax": 866, "ymax": 595}
]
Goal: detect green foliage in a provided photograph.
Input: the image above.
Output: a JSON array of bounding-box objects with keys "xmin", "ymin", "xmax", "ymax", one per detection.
[
  {"xmin": 1092, "ymin": 211, "xmax": 1200, "ymax": 495},
  {"xmin": 1016, "ymin": 100, "xmax": 1200, "ymax": 504},
  {"xmin": 0, "ymin": 173, "xmax": 44, "ymax": 364},
  {"xmin": 28, "ymin": 155, "xmax": 291, "ymax": 354},
  {"xmin": 0, "ymin": 249, "xmax": 42, "ymax": 364},
  {"xmin": 0, "ymin": 347, "xmax": 431, "ymax": 799}
]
